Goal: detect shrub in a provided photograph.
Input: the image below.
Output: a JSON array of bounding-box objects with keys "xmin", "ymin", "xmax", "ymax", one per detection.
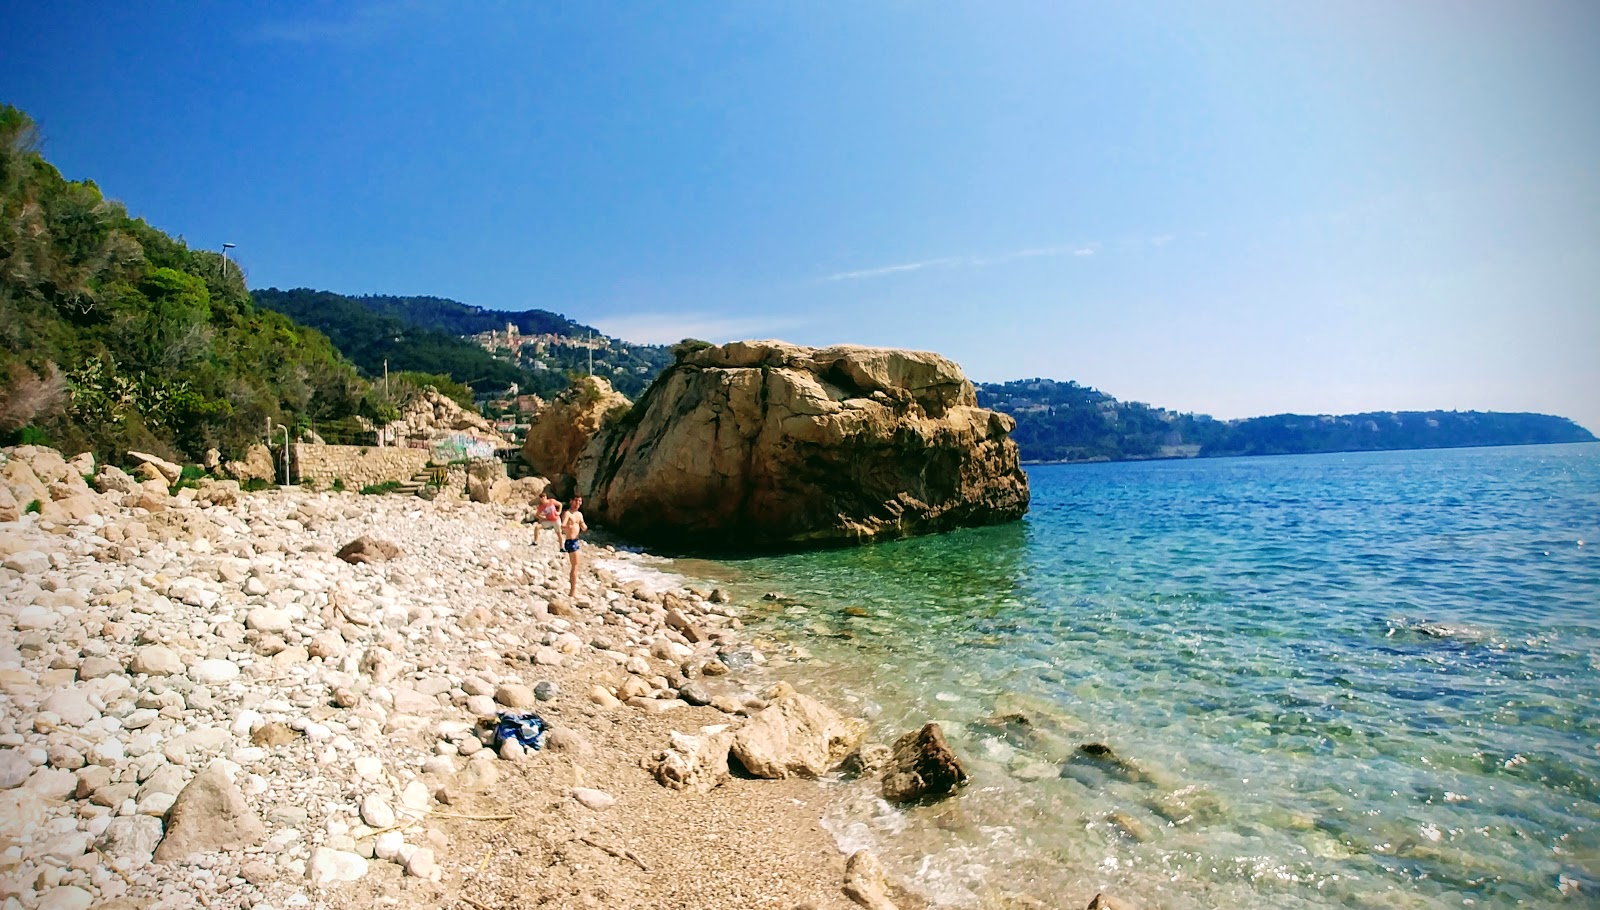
[
  {"xmin": 241, "ymin": 477, "xmax": 274, "ymax": 492},
  {"xmin": 331, "ymin": 477, "xmax": 346, "ymax": 493},
  {"xmin": 670, "ymin": 338, "xmax": 713, "ymax": 362},
  {"xmin": 24, "ymin": 499, "xmax": 41, "ymax": 514},
  {"xmin": 360, "ymin": 480, "xmax": 402, "ymax": 495}
]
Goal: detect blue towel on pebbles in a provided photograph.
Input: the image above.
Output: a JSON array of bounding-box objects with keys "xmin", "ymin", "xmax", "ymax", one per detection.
[{"xmin": 493, "ymin": 712, "xmax": 547, "ymax": 751}]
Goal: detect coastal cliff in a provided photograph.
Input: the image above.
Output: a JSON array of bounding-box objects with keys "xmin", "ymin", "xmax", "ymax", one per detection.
[{"xmin": 580, "ymin": 341, "xmax": 1030, "ymax": 551}]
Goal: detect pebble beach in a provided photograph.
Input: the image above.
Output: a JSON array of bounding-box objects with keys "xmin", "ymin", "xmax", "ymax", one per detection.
[{"xmin": 0, "ymin": 446, "xmax": 924, "ymax": 910}]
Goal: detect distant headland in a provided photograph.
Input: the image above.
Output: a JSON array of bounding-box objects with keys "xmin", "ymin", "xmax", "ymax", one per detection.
[{"xmin": 976, "ymin": 378, "xmax": 1596, "ymax": 464}]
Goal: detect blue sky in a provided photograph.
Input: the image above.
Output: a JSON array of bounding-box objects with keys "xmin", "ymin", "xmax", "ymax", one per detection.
[{"xmin": 7, "ymin": 2, "xmax": 1598, "ymax": 430}]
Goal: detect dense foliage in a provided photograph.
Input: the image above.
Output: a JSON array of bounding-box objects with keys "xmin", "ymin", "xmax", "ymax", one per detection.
[
  {"xmin": 340, "ymin": 294, "xmax": 591, "ymax": 338},
  {"xmin": 0, "ymin": 106, "xmax": 363, "ymax": 463},
  {"xmin": 252, "ymin": 288, "xmax": 526, "ymax": 395},
  {"xmin": 253, "ymin": 288, "xmax": 673, "ymax": 399},
  {"xmin": 978, "ymin": 379, "xmax": 1597, "ymax": 462}
]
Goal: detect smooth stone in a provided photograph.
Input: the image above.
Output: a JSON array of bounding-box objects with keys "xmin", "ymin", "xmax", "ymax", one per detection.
[
  {"xmin": 571, "ymin": 787, "xmax": 615, "ymax": 810},
  {"xmin": 189, "ymin": 659, "xmax": 240, "ymax": 685},
  {"xmin": 35, "ymin": 886, "xmax": 93, "ymax": 910},
  {"xmin": 129, "ymin": 645, "xmax": 183, "ymax": 676},
  {"xmin": 360, "ymin": 794, "xmax": 396, "ymax": 829},
  {"xmin": 40, "ymin": 689, "xmax": 100, "ymax": 726},
  {"xmin": 493, "ymin": 683, "xmax": 535, "ymax": 709},
  {"xmin": 307, "ymin": 847, "xmax": 368, "ymax": 886}
]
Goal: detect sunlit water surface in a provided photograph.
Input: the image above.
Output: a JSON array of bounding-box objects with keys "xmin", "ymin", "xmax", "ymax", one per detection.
[{"xmin": 663, "ymin": 444, "xmax": 1600, "ymax": 909}]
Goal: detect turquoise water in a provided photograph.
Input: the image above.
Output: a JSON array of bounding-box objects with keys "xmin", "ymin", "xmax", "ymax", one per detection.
[{"xmin": 682, "ymin": 444, "xmax": 1600, "ymax": 908}]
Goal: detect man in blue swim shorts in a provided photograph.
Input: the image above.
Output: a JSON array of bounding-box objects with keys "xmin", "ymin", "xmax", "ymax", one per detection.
[{"xmin": 560, "ymin": 496, "xmax": 588, "ymax": 598}]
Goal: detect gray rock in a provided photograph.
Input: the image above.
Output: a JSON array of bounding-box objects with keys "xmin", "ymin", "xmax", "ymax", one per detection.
[
  {"xmin": 153, "ymin": 762, "xmax": 266, "ymax": 862},
  {"xmin": 24, "ymin": 767, "xmax": 77, "ymax": 800},
  {"xmin": 99, "ymin": 815, "xmax": 165, "ymax": 862},
  {"xmin": 677, "ymin": 681, "xmax": 712, "ymax": 706},
  {"xmin": 0, "ymin": 750, "xmax": 32, "ymax": 788},
  {"xmin": 533, "ymin": 680, "xmax": 559, "ymax": 701},
  {"xmin": 41, "ymin": 688, "xmax": 100, "ymax": 726}
]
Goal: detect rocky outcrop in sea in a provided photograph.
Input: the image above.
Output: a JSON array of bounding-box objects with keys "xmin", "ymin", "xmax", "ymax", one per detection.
[{"xmin": 579, "ymin": 341, "xmax": 1030, "ymax": 550}]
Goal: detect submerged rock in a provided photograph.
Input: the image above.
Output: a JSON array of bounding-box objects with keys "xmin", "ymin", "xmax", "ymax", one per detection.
[
  {"xmin": 881, "ymin": 722, "xmax": 969, "ymax": 803},
  {"xmin": 581, "ymin": 340, "xmax": 1030, "ymax": 550},
  {"xmin": 842, "ymin": 849, "xmax": 899, "ymax": 910}
]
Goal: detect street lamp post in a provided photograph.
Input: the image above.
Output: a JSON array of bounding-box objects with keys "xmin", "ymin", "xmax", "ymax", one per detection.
[{"xmin": 221, "ymin": 243, "xmax": 236, "ymax": 280}]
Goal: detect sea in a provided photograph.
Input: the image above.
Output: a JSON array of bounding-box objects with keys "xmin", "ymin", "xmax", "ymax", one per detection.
[{"xmin": 631, "ymin": 443, "xmax": 1600, "ymax": 909}]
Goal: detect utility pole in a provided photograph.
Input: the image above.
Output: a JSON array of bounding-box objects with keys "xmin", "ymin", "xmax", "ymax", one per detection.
[
  {"xmin": 384, "ymin": 359, "xmax": 389, "ymax": 396},
  {"xmin": 221, "ymin": 243, "xmax": 236, "ymax": 280},
  {"xmin": 587, "ymin": 333, "xmax": 593, "ymax": 377}
]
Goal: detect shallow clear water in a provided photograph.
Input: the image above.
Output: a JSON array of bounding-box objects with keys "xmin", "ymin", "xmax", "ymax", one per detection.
[{"xmin": 677, "ymin": 444, "xmax": 1600, "ymax": 909}]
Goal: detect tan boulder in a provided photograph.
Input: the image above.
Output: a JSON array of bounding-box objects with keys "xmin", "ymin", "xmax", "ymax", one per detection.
[
  {"xmin": 94, "ymin": 464, "xmax": 139, "ymax": 495},
  {"xmin": 521, "ymin": 377, "xmax": 631, "ymax": 482},
  {"xmin": 1, "ymin": 458, "xmax": 48, "ymax": 508},
  {"xmin": 842, "ymin": 850, "xmax": 900, "ymax": 910},
  {"xmin": 385, "ymin": 388, "xmax": 508, "ymax": 449},
  {"xmin": 729, "ymin": 692, "xmax": 867, "ymax": 779},
  {"xmin": 466, "ymin": 461, "xmax": 512, "ymax": 504},
  {"xmin": 40, "ymin": 494, "xmax": 99, "ymax": 523},
  {"xmin": 0, "ymin": 484, "xmax": 16, "ymax": 522},
  {"xmin": 646, "ymin": 729, "xmax": 735, "ymax": 793},
  {"xmin": 128, "ymin": 450, "xmax": 183, "ymax": 484},
  {"xmin": 153, "ymin": 762, "xmax": 266, "ymax": 862},
  {"xmin": 583, "ymin": 341, "xmax": 1029, "ymax": 550},
  {"xmin": 6, "ymin": 446, "xmax": 72, "ymax": 485},
  {"xmin": 337, "ymin": 536, "xmax": 403, "ymax": 564},
  {"xmin": 223, "ymin": 445, "xmax": 275, "ymax": 484},
  {"xmin": 196, "ymin": 478, "xmax": 240, "ymax": 507}
]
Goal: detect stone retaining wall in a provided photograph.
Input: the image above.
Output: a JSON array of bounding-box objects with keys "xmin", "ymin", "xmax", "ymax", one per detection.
[{"xmin": 289, "ymin": 444, "xmax": 431, "ymax": 490}]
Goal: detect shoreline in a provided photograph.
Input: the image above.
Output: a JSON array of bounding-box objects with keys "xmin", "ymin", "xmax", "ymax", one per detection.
[{"xmin": 0, "ymin": 453, "xmax": 909, "ymax": 910}]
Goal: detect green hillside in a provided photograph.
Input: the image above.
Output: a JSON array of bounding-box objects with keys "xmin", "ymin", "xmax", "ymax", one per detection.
[
  {"xmin": 253, "ymin": 288, "xmax": 673, "ymax": 399},
  {"xmin": 0, "ymin": 106, "xmax": 364, "ymax": 463}
]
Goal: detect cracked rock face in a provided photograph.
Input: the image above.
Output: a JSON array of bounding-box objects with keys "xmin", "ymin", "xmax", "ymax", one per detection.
[{"xmin": 581, "ymin": 341, "xmax": 1030, "ymax": 551}]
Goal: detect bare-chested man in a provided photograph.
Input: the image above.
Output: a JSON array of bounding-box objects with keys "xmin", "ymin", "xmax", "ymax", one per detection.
[{"xmin": 560, "ymin": 496, "xmax": 587, "ymax": 598}]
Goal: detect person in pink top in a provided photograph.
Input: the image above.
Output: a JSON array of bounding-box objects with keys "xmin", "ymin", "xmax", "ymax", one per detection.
[{"xmin": 532, "ymin": 490, "xmax": 561, "ymax": 547}]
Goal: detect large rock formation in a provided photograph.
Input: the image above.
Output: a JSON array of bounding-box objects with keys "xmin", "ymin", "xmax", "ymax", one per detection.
[
  {"xmin": 581, "ymin": 341, "xmax": 1029, "ymax": 550},
  {"xmin": 521, "ymin": 376, "xmax": 631, "ymax": 482},
  {"xmin": 380, "ymin": 388, "xmax": 509, "ymax": 449}
]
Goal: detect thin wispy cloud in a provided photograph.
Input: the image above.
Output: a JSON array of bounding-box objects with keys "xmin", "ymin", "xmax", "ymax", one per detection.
[
  {"xmin": 589, "ymin": 313, "xmax": 806, "ymax": 346},
  {"xmin": 250, "ymin": 0, "xmax": 434, "ymax": 45},
  {"xmin": 823, "ymin": 257, "xmax": 965, "ymax": 282},
  {"xmin": 823, "ymin": 242, "xmax": 1101, "ymax": 282}
]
